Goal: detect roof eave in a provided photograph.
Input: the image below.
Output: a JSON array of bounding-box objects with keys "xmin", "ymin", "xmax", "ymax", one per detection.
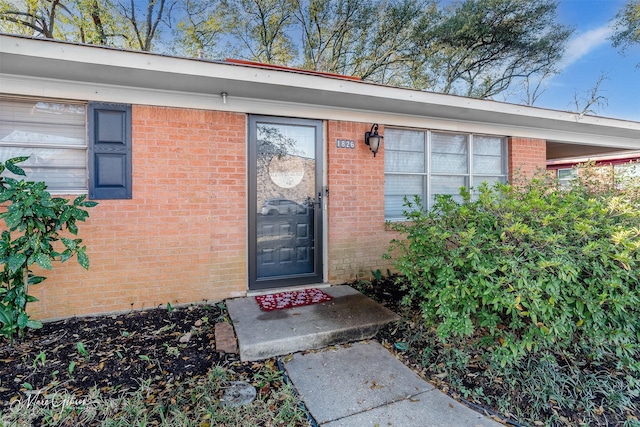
[{"xmin": 2, "ymin": 34, "xmax": 640, "ymax": 144}]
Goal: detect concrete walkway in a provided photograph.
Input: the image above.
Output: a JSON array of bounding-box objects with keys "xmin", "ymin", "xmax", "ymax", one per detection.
[
  {"xmin": 226, "ymin": 286, "xmax": 503, "ymax": 426},
  {"xmin": 283, "ymin": 341, "xmax": 502, "ymax": 426}
]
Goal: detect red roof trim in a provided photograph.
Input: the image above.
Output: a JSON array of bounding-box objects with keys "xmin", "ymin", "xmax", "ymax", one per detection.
[
  {"xmin": 546, "ymin": 152, "xmax": 640, "ymax": 169},
  {"xmin": 224, "ymin": 58, "xmax": 362, "ymax": 81}
]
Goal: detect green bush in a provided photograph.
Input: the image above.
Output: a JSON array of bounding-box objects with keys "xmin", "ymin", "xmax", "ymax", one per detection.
[{"xmin": 387, "ymin": 166, "xmax": 640, "ymax": 369}]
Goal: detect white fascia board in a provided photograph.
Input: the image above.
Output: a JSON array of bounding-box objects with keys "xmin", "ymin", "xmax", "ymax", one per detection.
[
  {"xmin": 2, "ymin": 72, "xmax": 640, "ymax": 151},
  {"xmin": 1, "ymin": 35, "xmax": 640, "ymax": 149}
]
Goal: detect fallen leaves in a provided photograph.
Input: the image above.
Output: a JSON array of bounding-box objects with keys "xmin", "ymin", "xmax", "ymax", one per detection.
[{"xmin": 0, "ymin": 305, "xmax": 248, "ymax": 407}]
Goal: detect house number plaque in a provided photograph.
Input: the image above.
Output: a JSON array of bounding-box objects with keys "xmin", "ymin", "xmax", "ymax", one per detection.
[{"xmin": 336, "ymin": 139, "xmax": 355, "ymax": 149}]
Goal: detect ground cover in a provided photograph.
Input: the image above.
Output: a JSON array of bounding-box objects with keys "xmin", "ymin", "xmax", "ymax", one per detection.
[
  {"xmin": 0, "ymin": 303, "xmax": 309, "ymax": 426},
  {"xmin": 354, "ymin": 276, "xmax": 640, "ymax": 427}
]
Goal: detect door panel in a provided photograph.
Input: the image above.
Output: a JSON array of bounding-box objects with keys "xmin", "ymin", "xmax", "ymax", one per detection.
[{"xmin": 248, "ymin": 116, "xmax": 323, "ymax": 290}]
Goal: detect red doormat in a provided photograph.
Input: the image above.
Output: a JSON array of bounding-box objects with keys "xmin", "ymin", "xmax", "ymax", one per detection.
[{"xmin": 255, "ymin": 288, "xmax": 333, "ymax": 311}]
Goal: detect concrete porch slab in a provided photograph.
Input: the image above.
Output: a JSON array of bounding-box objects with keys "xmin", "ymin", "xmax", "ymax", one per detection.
[{"xmin": 226, "ymin": 285, "xmax": 400, "ymax": 361}]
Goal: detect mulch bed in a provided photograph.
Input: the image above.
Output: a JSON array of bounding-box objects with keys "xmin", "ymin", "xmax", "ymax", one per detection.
[{"xmin": 0, "ymin": 303, "xmax": 257, "ymax": 407}]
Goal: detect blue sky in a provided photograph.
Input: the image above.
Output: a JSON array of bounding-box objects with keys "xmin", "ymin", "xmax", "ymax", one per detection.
[{"xmin": 525, "ymin": 0, "xmax": 640, "ymax": 121}]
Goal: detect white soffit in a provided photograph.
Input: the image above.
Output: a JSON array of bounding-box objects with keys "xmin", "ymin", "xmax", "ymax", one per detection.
[{"xmin": 1, "ymin": 35, "xmax": 640, "ymax": 149}]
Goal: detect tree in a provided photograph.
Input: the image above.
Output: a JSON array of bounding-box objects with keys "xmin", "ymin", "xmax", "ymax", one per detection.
[
  {"xmin": 516, "ymin": 65, "xmax": 557, "ymax": 106},
  {"xmin": 571, "ymin": 73, "xmax": 609, "ymax": 116},
  {"xmin": 115, "ymin": 0, "xmax": 176, "ymax": 51},
  {"xmin": 69, "ymin": 0, "xmax": 129, "ymax": 45},
  {"xmin": 410, "ymin": 0, "xmax": 572, "ymax": 99},
  {"xmin": 293, "ymin": 0, "xmax": 430, "ymax": 84},
  {"xmin": 171, "ymin": 0, "xmax": 226, "ymax": 58},
  {"xmin": 611, "ymin": 0, "xmax": 640, "ymax": 66},
  {"xmin": 222, "ymin": 0, "xmax": 297, "ymax": 65},
  {"xmin": 0, "ymin": 0, "xmax": 136, "ymax": 47},
  {"xmin": 0, "ymin": 0, "xmax": 74, "ymax": 39}
]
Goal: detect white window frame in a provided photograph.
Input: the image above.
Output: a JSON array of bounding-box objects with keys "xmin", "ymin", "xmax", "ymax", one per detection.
[
  {"xmin": 384, "ymin": 128, "xmax": 508, "ymax": 220},
  {"xmin": 556, "ymin": 167, "xmax": 578, "ymax": 188}
]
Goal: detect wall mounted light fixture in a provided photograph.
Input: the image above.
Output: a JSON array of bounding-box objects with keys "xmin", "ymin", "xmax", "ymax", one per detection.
[{"xmin": 364, "ymin": 124, "xmax": 383, "ymax": 157}]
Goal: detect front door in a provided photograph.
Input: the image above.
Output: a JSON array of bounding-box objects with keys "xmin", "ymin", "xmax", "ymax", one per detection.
[{"xmin": 248, "ymin": 116, "xmax": 324, "ymax": 290}]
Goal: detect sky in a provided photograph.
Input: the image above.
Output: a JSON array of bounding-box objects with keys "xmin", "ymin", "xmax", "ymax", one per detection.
[{"xmin": 523, "ymin": 0, "xmax": 640, "ymax": 122}]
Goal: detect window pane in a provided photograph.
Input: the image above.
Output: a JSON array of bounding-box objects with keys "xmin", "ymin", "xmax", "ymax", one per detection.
[
  {"xmin": 473, "ymin": 136, "xmax": 503, "ymax": 155},
  {"xmin": 432, "ymin": 175, "xmax": 467, "ymax": 195},
  {"xmin": 385, "ymin": 150, "xmax": 425, "ymax": 173},
  {"xmin": 20, "ymin": 167, "xmax": 86, "ymax": 191},
  {"xmin": 384, "ymin": 128, "xmax": 506, "ymax": 219},
  {"xmin": 432, "ymin": 153, "xmax": 468, "ymax": 173},
  {"xmin": 0, "ymin": 147, "xmax": 85, "ymax": 168},
  {"xmin": 385, "ymin": 174, "xmax": 424, "ymax": 195},
  {"xmin": 432, "ymin": 132, "xmax": 468, "ymax": 173},
  {"xmin": 473, "ymin": 155, "xmax": 503, "ymax": 174},
  {"xmin": 431, "ymin": 175, "xmax": 467, "ymax": 207},
  {"xmin": 385, "ymin": 129, "xmax": 425, "ymax": 151},
  {"xmin": 385, "ymin": 174, "xmax": 424, "ymax": 218},
  {"xmin": 432, "ymin": 132, "xmax": 467, "ymax": 154},
  {"xmin": 615, "ymin": 163, "xmax": 640, "ymax": 178},
  {"xmin": 0, "ymin": 97, "xmax": 87, "ymax": 193},
  {"xmin": 557, "ymin": 168, "xmax": 577, "ymax": 179}
]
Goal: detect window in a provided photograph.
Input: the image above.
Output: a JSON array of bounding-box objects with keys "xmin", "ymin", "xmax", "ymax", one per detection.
[
  {"xmin": 384, "ymin": 128, "xmax": 507, "ymax": 220},
  {"xmin": 557, "ymin": 167, "xmax": 578, "ymax": 188},
  {"xmin": 614, "ymin": 162, "xmax": 640, "ymax": 179},
  {"xmin": 0, "ymin": 96, "xmax": 88, "ymax": 193},
  {"xmin": 0, "ymin": 96, "xmax": 132, "ymax": 199}
]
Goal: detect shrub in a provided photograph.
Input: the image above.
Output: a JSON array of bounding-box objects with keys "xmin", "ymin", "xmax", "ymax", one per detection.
[
  {"xmin": 387, "ymin": 166, "xmax": 640, "ymax": 369},
  {"xmin": 0, "ymin": 157, "xmax": 97, "ymax": 343}
]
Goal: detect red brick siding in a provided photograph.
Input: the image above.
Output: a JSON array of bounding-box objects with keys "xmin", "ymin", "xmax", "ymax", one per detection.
[
  {"xmin": 508, "ymin": 137, "xmax": 547, "ymax": 180},
  {"xmin": 326, "ymin": 121, "xmax": 392, "ymax": 282},
  {"xmin": 27, "ymin": 106, "xmax": 247, "ymax": 320}
]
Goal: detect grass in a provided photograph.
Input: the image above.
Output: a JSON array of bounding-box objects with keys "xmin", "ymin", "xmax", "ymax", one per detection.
[{"xmin": 1, "ymin": 362, "xmax": 309, "ymax": 426}]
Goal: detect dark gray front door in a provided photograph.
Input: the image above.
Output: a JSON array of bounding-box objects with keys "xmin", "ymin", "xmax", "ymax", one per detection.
[{"xmin": 248, "ymin": 116, "xmax": 323, "ymax": 290}]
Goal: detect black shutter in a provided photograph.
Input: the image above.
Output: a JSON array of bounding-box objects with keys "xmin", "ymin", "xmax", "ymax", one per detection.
[{"xmin": 88, "ymin": 102, "xmax": 132, "ymax": 199}]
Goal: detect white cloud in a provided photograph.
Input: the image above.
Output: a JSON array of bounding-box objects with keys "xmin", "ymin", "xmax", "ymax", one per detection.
[{"xmin": 560, "ymin": 25, "xmax": 614, "ymax": 69}]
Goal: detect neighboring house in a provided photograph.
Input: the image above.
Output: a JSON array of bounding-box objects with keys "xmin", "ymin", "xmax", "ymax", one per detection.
[
  {"xmin": 547, "ymin": 150, "xmax": 640, "ymax": 187},
  {"xmin": 1, "ymin": 34, "xmax": 640, "ymax": 320}
]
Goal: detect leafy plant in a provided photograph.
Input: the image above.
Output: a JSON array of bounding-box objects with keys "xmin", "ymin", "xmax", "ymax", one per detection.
[
  {"xmin": 387, "ymin": 165, "xmax": 640, "ymax": 368},
  {"xmin": 76, "ymin": 342, "xmax": 89, "ymax": 358},
  {"xmin": 33, "ymin": 350, "xmax": 46, "ymax": 368},
  {"xmin": 0, "ymin": 157, "xmax": 97, "ymax": 343}
]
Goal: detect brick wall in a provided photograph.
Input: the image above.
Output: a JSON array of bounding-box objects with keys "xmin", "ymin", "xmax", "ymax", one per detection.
[
  {"xmin": 22, "ymin": 113, "xmax": 552, "ymax": 319},
  {"xmin": 326, "ymin": 121, "xmax": 392, "ymax": 282},
  {"xmin": 28, "ymin": 106, "xmax": 247, "ymax": 320},
  {"xmin": 508, "ymin": 137, "xmax": 547, "ymax": 180}
]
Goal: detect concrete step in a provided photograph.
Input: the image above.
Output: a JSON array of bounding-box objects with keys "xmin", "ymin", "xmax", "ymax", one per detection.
[{"xmin": 226, "ymin": 285, "xmax": 400, "ymax": 361}]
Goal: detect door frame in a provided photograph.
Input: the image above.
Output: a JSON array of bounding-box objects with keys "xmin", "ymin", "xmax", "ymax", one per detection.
[{"xmin": 247, "ymin": 115, "xmax": 324, "ymax": 290}]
